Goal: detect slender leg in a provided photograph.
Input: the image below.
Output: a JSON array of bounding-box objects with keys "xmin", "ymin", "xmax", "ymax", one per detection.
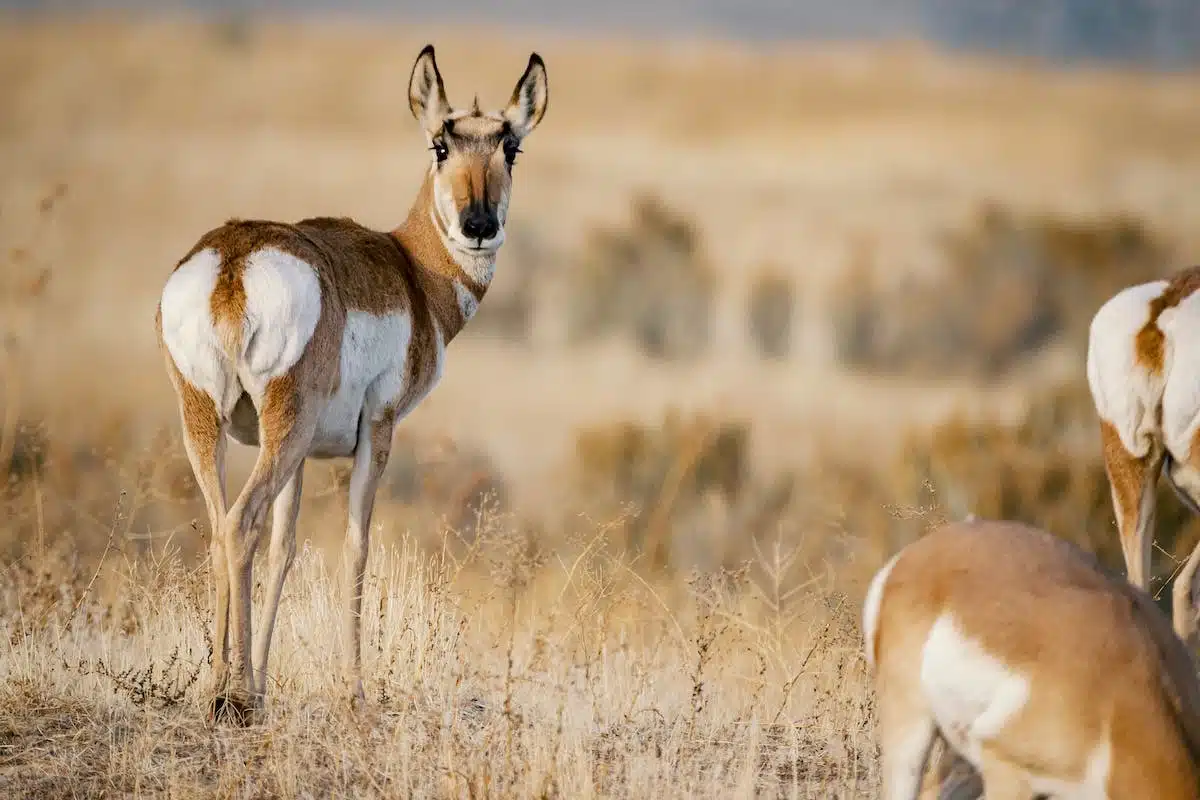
[
  {"xmin": 214, "ymin": 375, "xmax": 318, "ymax": 724},
  {"xmin": 1166, "ymin": 461, "xmax": 1200, "ymax": 642},
  {"xmin": 342, "ymin": 407, "xmax": 395, "ymax": 703},
  {"xmin": 1099, "ymin": 420, "xmax": 1163, "ymax": 589},
  {"xmin": 877, "ymin": 668, "xmax": 937, "ymax": 800},
  {"xmin": 252, "ymin": 463, "xmax": 304, "ymax": 696},
  {"xmin": 171, "ymin": 379, "xmax": 231, "ymax": 695}
]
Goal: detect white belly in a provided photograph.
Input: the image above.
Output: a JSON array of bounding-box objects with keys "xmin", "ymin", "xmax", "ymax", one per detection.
[{"xmin": 227, "ymin": 309, "xmax": 415, "ymax": 458}]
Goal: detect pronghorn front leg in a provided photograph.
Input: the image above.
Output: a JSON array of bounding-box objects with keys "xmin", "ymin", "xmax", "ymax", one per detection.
[
  {"xmin": 341, "ymin": 406, "xmax": 396, "ymax": 704},
  {"xmin": 1099, "ymin": 420, "xmax": 1163, "ymax": 589}
]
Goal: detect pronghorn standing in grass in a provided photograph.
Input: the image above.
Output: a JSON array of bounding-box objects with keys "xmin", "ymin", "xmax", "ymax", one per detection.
[
  {"xmin": 1087, "ymin": 266, "xmax": 1200, "ymax": 641},
  {"xmin": 863, "ymin": 519, "xmax": 1200, "ymax": 799},
  {"xmin": 155, "ymin": 44, "xmax": 548, "ymax": 721}
]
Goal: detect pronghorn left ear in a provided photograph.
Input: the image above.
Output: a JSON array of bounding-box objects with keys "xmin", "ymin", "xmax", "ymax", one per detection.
[
  {"xmin": 409, "ymin": 44, "xmax": 451, "ymax": 134},
  {"xmin": 504, "ymin": 53, "xmax": 548, "ymax": 139}
]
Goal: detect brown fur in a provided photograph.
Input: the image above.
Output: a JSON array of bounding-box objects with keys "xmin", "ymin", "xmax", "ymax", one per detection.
[
  {"xmin": 873, "ymin": 519, "xmax": 1200, "ymax": 798},
  {"xmin": 1135, "ymin": 266, "xmax": 1200, "ymax": 372},
  {"xmin": 1099, "ymin": 418, "xmax": 1163, "ymax": 588}
]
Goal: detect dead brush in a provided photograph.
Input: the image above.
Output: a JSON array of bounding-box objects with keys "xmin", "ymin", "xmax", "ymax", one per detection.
[
  {"xmin": 565, "ymin": 193, "xmax": 716, "ymax": 360},
  {"xmin": 746, "ymin": 268, "xmax": 796, "ymax": 360},
  {"xmin": 831, "ymin": 203, "xmax": 1172, "ymax": 377},
  {"xmin": 810, "ymin": 379, "xmax": 1200, "ymax": 600}
]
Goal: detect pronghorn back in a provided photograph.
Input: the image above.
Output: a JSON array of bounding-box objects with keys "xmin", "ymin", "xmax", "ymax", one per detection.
[{"xmin": 864, "ymin": 519, "xmax": 1200, "ymax": 799}]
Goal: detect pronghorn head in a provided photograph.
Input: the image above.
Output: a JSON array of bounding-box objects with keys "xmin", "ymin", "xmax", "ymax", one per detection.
[{"xmin": 408, "ymin": 44, "xmax": 548, "ymax": 267}]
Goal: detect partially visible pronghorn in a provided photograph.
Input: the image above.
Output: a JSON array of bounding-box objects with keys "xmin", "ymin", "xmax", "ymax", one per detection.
[
  {"xmin": 863, "ymin": 519, "xmax": 1200, "ymax": 799},
  {"xmin": 155, "ymin": 44, "xmax": 548, "ymax": 721},
  {"xmin": 1087, "ymin": 266, "xmax": 1200, "ymax": 641}
]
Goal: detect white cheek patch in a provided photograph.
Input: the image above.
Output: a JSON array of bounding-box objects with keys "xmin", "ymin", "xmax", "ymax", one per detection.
[{"xmin": 430, "ymin": 174, "xmax": 500, "ymax": 286}]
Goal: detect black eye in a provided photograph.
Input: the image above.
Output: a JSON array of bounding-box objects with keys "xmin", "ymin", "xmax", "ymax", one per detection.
[
  {"xmin": 503, "ymin": 138, "xmax": 522, "ymax": 167},
  {"xmin": 432, "ymin": 139, "xmax": 449, "ymax": 164}
]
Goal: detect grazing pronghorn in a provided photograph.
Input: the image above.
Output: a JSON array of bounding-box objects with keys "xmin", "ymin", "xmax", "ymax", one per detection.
[
  {"xmin": 1087, "ymin": 266, "xmax": 1200, "ymax": 641},
  {"xmin": 863, "ymin": 519, "xmax": 1200, "ymax": 799},
  {"xmin": 155, "ymin": 44, "xmax": 548, "ymax": 721}
]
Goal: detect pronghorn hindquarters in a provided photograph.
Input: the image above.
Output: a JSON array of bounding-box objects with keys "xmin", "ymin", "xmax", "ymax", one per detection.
[
  {"xmin": 864, "ymin": 519, "xmax": 1200, "ymax": 799},
  {"xmin": 1088, "ymin": 266, "xmax": 1200, "ymax": 642},
  {"xmin": 157, "ymin": 44, "xmax": 548, "ymax": 724}
]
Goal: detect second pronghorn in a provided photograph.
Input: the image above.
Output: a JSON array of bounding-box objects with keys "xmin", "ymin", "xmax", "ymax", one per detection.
[
  {"xmin": 864, "ymin": 519, "xmax": 1200, "ymax": 799},
  {"xmin": 1087, "ymin": 265, "xmax": 1200, "ymax": 641}
]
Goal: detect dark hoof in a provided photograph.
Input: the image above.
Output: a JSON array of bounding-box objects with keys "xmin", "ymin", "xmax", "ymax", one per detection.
[{"xmin": 209, "ymin": 693, "xmax": 258, "ymax": 726}]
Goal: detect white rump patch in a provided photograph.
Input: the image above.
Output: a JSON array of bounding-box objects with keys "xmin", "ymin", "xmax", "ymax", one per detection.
[
  {"xmin": 1086, "ymin": 279, "xmax": 1169, "ymax": 457},
  {"xmin": 920, "ymin": 613, "xmax": 1030, "ymax": 768},
  {"xmin": 1159, "ymin": 289, "xmax": 1200, "ymax": 459},
  {"xmin": 239, "ymin": 247, "xmax": 322, "ymax": 396},
  {"xmin": 159, "ymin": 248, "xmax": 235, "ymax": 409},
  {"xmin": 862, "ymin": 553, "xmax": 901, "ymax": 671}
]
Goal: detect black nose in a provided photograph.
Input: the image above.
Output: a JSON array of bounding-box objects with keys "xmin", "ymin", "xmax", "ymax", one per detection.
[{"xmin": 460, "ymin": 207, "xmax": 499, "ymax": 242}]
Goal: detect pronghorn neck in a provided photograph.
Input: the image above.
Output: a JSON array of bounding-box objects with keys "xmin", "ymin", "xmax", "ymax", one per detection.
[{"xmin": 394, "ymin": 171, "xmax": 496, "ymax": 341}]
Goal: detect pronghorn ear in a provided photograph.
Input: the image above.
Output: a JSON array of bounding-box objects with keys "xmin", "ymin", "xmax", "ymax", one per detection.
[
  {"xmin": 408, "ymin": 44, "xmax": 450, "ymax": 133},
  {"xmin": 504, "ymin": 53, "xmax": 548, "ymax": 139}
]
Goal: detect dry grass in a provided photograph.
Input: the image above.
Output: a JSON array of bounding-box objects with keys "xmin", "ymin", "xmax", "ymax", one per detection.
[
  {"xmin": 2, "ymin": 523, "xmax": 879, "ymax": 798},
  {"xmin": 5, "ymin": 14, "xmax": 1200, "ymax": 798}
]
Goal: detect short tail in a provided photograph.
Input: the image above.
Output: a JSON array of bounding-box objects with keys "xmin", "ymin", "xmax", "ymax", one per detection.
[{"xmin": 209, "ymin": 260, "xmax": 249, "ymax": 361}]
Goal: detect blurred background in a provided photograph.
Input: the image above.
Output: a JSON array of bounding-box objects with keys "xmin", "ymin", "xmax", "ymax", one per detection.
[{"xmin": 3, "ymin": 0, "xmax": 1200, "ymax": 593}]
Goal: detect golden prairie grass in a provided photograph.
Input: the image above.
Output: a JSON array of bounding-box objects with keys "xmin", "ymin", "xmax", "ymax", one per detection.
[{"xmin": 2, "ymin": 520, "xmax": 880, "ymax": 798}]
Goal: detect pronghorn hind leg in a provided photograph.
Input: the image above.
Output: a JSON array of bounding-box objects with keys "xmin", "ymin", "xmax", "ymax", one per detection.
[
  {"xmin": 251, "ymin": 462, "xmax": 304, "ymax": 697},
  {"xmin": 876, "ymin": 668, "xmax": 938, "ymax": 800},
  {"xmin": 213, "ymin": 375, "xmax": 320, "ymax": 725},
  {"xmin": 169, "ymin": 374, "xmax": 232, "ymax": 697},
  {"xmin": 341, "ymin": 405, "xmax": 396, "ymax": 706},
  {"xmin": 1099, "ymin": 420, "xmax": 1163, "ymax": 590},
  {"xmin": 932, "ymin": 744, "xmax": 983, "ymax": 800},
  {"xmin": 1164, "ymin": 459, "xmax": 1200, "ymax": 643}
]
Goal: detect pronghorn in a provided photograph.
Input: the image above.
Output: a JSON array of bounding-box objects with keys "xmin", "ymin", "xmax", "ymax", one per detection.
[
  {"xmin": 154, "ymin": 44, "xmax": 548, "ymax": 721},
  {"xmin": 863, "ymin": 518, "xmax": 1200, "ymax": 799},
  {"xmin": 1087, "ymin": 266, "xmax": 1200, "ymax": 641}
]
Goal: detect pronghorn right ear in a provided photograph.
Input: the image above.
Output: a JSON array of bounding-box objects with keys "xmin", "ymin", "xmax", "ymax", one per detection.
[
  {"xmin": 504, "ymin": 53, "xmax": 548, "ymax": 139},
  {"xmin": 408, "ymin": 44, "xmax": 450, "ymax": 134}
]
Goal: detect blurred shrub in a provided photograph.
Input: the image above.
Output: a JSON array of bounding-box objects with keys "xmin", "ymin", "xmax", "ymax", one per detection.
[
  {"xmin": 573, "ymin": 409, "xmax": 748, "ymax": 565},
  {"xmin": 746, "ymin": 269, "xmax": 795, "ymax": 360},
  {"xmin": 382, "ymin": 432, "xmax": 508, "ymax": 539},
  {"xmin": 831, "ymin": 204, "xmax": 1171, "ymax": 377},
  {"xmin": 566, "ymin": 194, "xmax": 715, "ymax": 360},
  {"xmin": 812, "ymin": 379, "xmax": 1200, "ymax": 594}
]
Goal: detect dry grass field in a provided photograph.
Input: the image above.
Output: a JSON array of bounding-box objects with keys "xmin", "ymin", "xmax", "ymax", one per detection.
[{"xmin": 3, "ymin": 14, "xmax": 1200, "ymax": 798}]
